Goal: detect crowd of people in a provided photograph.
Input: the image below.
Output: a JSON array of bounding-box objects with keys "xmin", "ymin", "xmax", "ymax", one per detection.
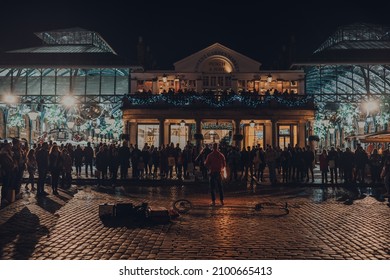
[{"xmin": 1, "ymin": 137, "xmax": 390, "ymax": 206}]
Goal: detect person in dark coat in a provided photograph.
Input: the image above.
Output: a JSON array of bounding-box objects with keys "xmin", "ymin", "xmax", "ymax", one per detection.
[
  {"xmin": 118, "ymin": 141, "xmax": 131, "ymax": 179},
  {"xmin": 25, "ymin": 148, "xmax": 37, "ymax": 191},
  {"xmin": 369, "ymin": 149, "xmax": 382, "ymax": 183},
  {"xmin": 327, "ymin": 147, "xmax": 339, "ymax": 183},
  {"xmin": 227, "ymin": 146, "xmax": 240, "ymax": 182},
  {"xmin": 74, "ymin": 145, "xmax": 83, "ymax": 177},
  {"xmin": 61, "ymin": 148, "xmax": 73, "ymax": 188},
  {"xmin": 319, "ymin": 149, "xmax": 329, "ymax": 183},
  {"xmin": 341, "ymin": 148, "xmax": 355, "ymax": 183},
  {"xmin": 83, "ymin": 142, "xmax": 94, "ymax": 177},
  {"xmin": 95, "ymin": 145, "xmax": 109, "ymax": 186},
  {"xmin": 281, "ymin": 147, "xmax": 291, "ymax": 183},
  {"xmin": 354, "ymin": 145, "xmax": 368, "ymax": 183},
  {"xmin": 11, "ymin": 138, "xmax": 25, "ymax": 195},
  {"xmin": 0, "ymin": 143, "xmax": 16, "ymax": 203},
  {"xmin": 108, "ymin": 143, "xmax": 120, "ymax": 185},
  {"xmin": 48, "ymin": 143, "xmax": 62, "ymax": 195},
  {"xmin": 35, "ymin": 142, "xmax": 49, "ymax": 196},
  {"xmin": 151, "ymin": 146, "xmax": 160, "ymax": 178}
]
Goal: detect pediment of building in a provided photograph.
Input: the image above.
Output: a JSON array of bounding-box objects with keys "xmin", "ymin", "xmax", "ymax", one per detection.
[{"xmin": 173, "ymin": 43, "xmax": 261, "ymax": 73}]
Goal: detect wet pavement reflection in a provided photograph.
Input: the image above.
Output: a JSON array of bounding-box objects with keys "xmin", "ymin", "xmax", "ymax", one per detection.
[{"xmin": 111, "ymin": 180, "xmax": 388, "ymax": 209}]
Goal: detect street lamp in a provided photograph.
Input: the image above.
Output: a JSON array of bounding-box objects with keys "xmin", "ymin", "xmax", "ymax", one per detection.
[
  {"xmin": 322, "ymin": 115, "xmax": 330, "ymax": 126},
  {"xmin": 249, "ymin": 120, "xmax": 255, "ymax": 128},
  {"xmin": 180, "ymin": 119, "xmax": 185, "ymax": 127},
  {"xmin": 68, "ymin": 120, "xmax": 75, "ymax": 129},
  {"xmin": 3, "ymin": 94, "xmax": 17, "ymax": 104},
  {"xmin": 357, "ymin": 120, "xmax": 366, "ymax": 134},
  {"xmin": 62, "ymin": 95, "xmax": 76, "ymax": 107},
  {"xmin": 106, "ymin": 115, "xmax": 115, "ymax": 126},
  {"xmin": 364, "ymin": 99, "xmax": 378, "ymax": 117},
  {"xmin": 27, "ymin": 109, "xmax": 40, "ymax": 145}
]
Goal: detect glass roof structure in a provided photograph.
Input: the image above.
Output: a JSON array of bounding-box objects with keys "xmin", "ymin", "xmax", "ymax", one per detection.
[
  {"xmin": 0, "ymin": 27, "xmax": 126, "ymax": 67},
  {"xmin": 314, "ymin": 23, "xmax": 390, "ymax": 53},
  {"xmin": 291, "ymin": 23, "xmax": 390, "ymax": 144},
  {"xmin": 0, "ymin": 28, "xmax": 135, "ymax": 143},
  {"xmin": 31, "ymin": 27, "xmax": 117, "ymax": 54},
  {"xmin": 293, "ymin": 23, "xmax": 390, "ymax": 104}
]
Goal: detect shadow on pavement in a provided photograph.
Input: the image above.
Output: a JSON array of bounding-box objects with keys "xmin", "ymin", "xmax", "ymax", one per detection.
[
  {"xmin": 36, "ymin": 196, "xmax": 64, "ymax": 214},
  {"xmin": 0, "ymin": 207, "xmax": 49, "ymax": 259},
  {"xmin": 100, "ymin": 217, "xmax": 171, "ymax": 228}
]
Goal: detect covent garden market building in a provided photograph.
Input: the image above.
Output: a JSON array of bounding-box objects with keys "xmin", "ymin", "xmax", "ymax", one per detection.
[{"xmin": 1, "ymin": 23, "xmax": 390, "ymax": 150}]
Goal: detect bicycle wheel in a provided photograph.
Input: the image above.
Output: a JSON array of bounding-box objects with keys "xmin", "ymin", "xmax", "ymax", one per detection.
[{"xmin": 173, "ymin": 199, "xmax": 193, "ymax": 214}]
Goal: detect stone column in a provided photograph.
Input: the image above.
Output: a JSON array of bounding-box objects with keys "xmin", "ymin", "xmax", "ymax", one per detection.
[
  {"xmin": 130, "ymin": 78, "xmax": 137, "ymax": 93},
  {"xmin": 264, "ymin": 121, "xmax": 272, "ymax": 147},
  {"xmin": 129, "ymin": 121, "xmax": 137, "ymax": 145},
  {"xmin": 298, "ymin": 121, "xmax": 306, "ymax": 147},
  {"xmin": 159, "ymin": 118, "xmax": 165, "ymax": 147},
  {"xmin": 271, "ymin": 119, "xmax": 277, "ymax": 148},
  {"xmin": 152, "ymin": 78, "xmax": 158, "ymax": 93},
  {"xmin": 231, "ymin": 78, "xmax": 238, "ymax": 93},
  {"xmin": 195, "ymin": 118, "xmax": 202, "ymax": 152},
  {"xmin": 196, "ymin": 79, "xmax": 203, "ymax": 93}
]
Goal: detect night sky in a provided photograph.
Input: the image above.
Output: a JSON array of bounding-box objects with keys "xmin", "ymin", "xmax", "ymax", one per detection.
[{"xmin": 1, "ymin": 1, "xmax": 389, "ymax": 70}]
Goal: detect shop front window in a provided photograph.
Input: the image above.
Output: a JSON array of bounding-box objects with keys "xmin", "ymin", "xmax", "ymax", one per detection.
[
  {"xmin": 245, "ymin": 124, "xmax": 264, "ymax": 148},
  {"xmin": 137, "ymin": 124, "xmax": 159, "ymax": 148},
  {"xmin": 170, "ymin": 125, "xmax": 189, "ymax": 149},
  {"xmin": 278, "ymin": 124, "xmax": 298, "ymax": 148}
]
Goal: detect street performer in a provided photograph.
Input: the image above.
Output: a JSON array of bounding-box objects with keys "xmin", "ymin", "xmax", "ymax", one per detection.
[{"xmin": 204, "ymin": 142, "xmax": 226, "ymax": 206}]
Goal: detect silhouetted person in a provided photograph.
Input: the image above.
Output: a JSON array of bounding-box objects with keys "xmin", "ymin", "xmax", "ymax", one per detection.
[
  {"xmin": 84, "ymin": 142, "xmax": 94, "ymax": 177},
  {"xmin": 204, "ymin": 143, "xmax": 226, "ymax": 206},
  {"xmin": 48, "ymin": 143, "xmax": 62, "ymax": 195},
  {"xmin": 118, "ymin": 141, "xmax": 131, "ymax": 179},
  {"xmin": 35, "ymin": 142, "xmax": 49, "ymax": 196}
]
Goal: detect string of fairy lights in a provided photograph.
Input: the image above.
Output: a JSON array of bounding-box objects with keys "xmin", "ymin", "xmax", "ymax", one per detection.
[
  {"xmin": 124, "ymin": 94, "xmax": 314, "ymax": 108},
  {"xmin": 4, "ymin": 103, "xmax": 123, "ymax": 141}
]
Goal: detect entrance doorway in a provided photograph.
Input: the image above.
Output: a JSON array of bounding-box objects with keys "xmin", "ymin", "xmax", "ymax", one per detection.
[
  {"xmin": 278, "ymin": 124, "xmax": 297, "ymax": 148},
  {"xmin": 202, "ymin": 121, "xmax": 233, "ymax": 145}
]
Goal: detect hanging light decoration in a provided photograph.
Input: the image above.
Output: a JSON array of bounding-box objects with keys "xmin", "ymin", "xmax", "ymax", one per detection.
[
  {"xmin": 27, "ymin": 109, "xmax": 39, "ymax": 121},
  {"xmin": 106, "ymin": 115, "xmax": 115, "ymax": 125},
  {"xmin": 322, "ymin": 115, "xmax": 330, "ymax": 126}
]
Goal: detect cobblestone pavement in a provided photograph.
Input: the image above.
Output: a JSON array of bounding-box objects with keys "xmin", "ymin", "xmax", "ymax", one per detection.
[{"xmin": 0, "ymin": 179, "xmax": 389, "ymax": 260}]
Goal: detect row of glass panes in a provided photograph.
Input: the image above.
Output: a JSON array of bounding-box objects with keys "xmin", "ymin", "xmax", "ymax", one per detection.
[
  {"xmin": 0, "ymin": 68, "xmax": 130, "ymax": 95},
  {"xmin": 202, "ymin": 76, "xmax": 232, "ymax": 87},
  {"xmin": 305, "ymin": 65, "xmax": 390, "ymax": 94}
]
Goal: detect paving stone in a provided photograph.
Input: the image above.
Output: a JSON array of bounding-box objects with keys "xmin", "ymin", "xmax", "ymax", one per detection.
[{"xmin": 1, "ymin": 180, "xmax": 390, "ymax": 260}]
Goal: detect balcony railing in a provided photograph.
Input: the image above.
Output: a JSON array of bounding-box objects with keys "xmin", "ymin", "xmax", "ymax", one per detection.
[{"xmin": 122, "ymin": 92, "xmax": 315, "ymax": 109}]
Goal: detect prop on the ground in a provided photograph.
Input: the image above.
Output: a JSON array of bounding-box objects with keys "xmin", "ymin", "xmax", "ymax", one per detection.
[
  {"xmin": 173, "ymin": 199, "xmax": 289, "ymax": 216},
  {"xmin": 99, "ymin": 202, "xmax": 178, "ymax": 224}
]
